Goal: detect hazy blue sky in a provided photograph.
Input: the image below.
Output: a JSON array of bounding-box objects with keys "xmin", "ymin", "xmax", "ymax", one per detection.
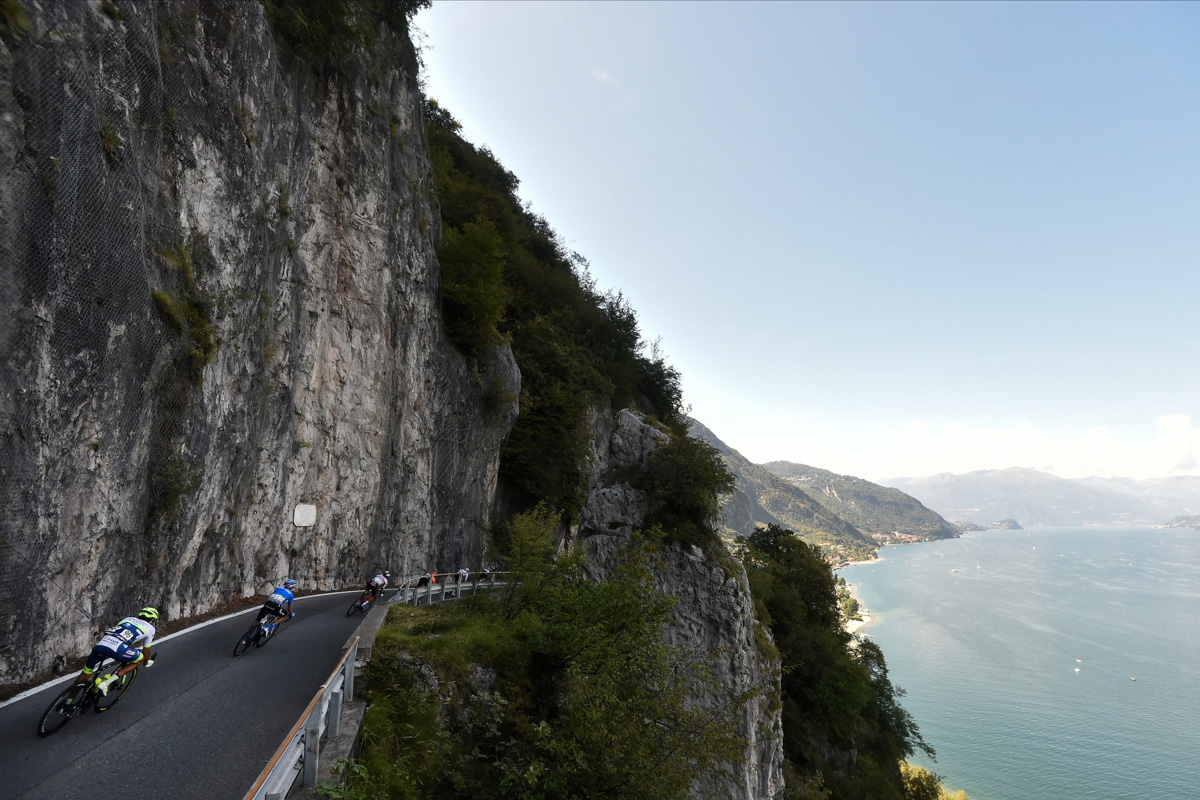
[{"xmin": 414, "ymin": 1, "xmax": 1200, "ymax": 482}]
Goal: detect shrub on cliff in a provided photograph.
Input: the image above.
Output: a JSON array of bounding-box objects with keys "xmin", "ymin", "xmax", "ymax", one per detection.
[{"xmin": 350, "ymin": 507, "xmax": 745, "ymax": 799}]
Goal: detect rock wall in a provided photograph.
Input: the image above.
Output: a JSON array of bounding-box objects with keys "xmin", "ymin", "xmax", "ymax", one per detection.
[
  {"xmin": 0, "ymin": 2, "xmax": 517, "ymax": 684},
  {"xmin": 579, "ymin": 410, "xmax": 784, "ymax": 799}
]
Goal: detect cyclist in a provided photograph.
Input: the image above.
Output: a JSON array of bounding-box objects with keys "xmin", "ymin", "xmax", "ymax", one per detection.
[
  {"xmin": 74, "ymin": 606, "xmax": 159, "ymax": 696},
  {"xmin": 365, "ymin": 570, "xmax": 390, "ymax": 603},
  {"xmin": 256, "ymin": 579, "xmax": 297, "ymax": 629}
]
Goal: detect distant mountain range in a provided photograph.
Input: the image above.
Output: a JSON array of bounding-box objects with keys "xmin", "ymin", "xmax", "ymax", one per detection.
[
  {"xmin": 688, "ymin": 421, "xmax": 958, "ymax": 558},
  {"xmin": 884, "ymin": 468, "xmax": 1200, "ymax": 527}
]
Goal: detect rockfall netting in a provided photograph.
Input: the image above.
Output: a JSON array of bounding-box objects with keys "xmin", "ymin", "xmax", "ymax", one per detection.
[{"xmin": 0, "ymin": 2, "xmax": 212, "ymax": 675}]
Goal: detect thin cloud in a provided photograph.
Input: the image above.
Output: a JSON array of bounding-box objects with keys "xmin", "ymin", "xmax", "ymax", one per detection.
[{"xmin": 589, "ymin": 67, "xmax": 626, "ymax": 94}]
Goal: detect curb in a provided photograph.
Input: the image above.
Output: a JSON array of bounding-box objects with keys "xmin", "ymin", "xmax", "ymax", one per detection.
[{"xmin": 290, "ymin": 590, "xmax": 399, "ymax": 798}]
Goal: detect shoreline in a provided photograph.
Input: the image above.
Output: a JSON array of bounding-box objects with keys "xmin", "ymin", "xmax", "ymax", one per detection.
[
  {"xmin": 845, "ymin": 613, "xmax": 874, "ymax": 636},
  {"xmin": 841, "ymin": 579, "xmax": 875, "ymax": 635},
  {"xmin": 838, "ymin": 553, "xmax": 884, "ymax": 569}
]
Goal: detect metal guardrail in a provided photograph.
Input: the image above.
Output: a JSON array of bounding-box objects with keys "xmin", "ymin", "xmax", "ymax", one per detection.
[
  {"xmin": 242, "ymin": 574, "xmax": 511, "ymax": 799},
  {"xmin": 395, "ymin": 571, "xmax": 510, "ymax": 605},
  {"xmin": 243, "ymin": 636, "xmax": 359, "ymax": 800}
]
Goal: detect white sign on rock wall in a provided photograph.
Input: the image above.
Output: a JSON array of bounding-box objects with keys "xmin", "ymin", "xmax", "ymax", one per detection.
[{"xmin": 293, "ymin": 504, "xmax": 317, "ymax": 527}]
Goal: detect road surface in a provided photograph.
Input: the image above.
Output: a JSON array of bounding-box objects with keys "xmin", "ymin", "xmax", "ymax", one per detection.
[{"xmin": 0, "ymin": 590, "xmax": 385, "ymax": 800}]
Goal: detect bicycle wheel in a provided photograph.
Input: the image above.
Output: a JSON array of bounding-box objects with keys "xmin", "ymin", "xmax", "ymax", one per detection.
[
  {"xmin": 346, "ymin": 598, "xmax": 363, "ymax": 616},
  {"xmin": 255, "ymin": 623, "xmax": 274, "ymax": 649},
  {"xmin": 38, "ymin": 683, "xmax": 86, "ymax": 736},
  {"xmin": 233, "ymin": 621, "xmax": 258, "ymax": 657},
  {"xmin": 95, "ymin": 667, "xmax": 136, "ymax": 712}
]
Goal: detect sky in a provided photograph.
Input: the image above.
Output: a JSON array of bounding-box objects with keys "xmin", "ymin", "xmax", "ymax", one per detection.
[{"xmin": 413, "ymin": 1, "xmax": 1200, "ymax": 483}]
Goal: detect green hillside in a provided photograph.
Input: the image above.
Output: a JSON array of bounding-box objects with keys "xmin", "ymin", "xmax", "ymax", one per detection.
[
  {"xmin": 762, "ymin": 461, "xmax": 959, "ymax": 543},
  {"xmin": 688, "ymin": 421, "xmax": 877, "ymax": 560}
]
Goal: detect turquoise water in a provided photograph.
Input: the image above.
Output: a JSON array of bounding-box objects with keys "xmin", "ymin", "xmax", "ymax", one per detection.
[{"xmin": 840, "ymin": 527, "xmax": 1200, "ymax": 800}]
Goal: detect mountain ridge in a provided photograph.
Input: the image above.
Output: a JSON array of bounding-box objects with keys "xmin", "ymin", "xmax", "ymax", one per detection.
[
  {"xmin": 884, "ymin": 467, "xmax": 1200, "ymax": 526},
  {"xmin": 761, "ymin": 460, "xmax": 960, "ymax": 542},
  {"xmin": 688, "ymin": 420, "xmax": 877, "ymax": 559}
]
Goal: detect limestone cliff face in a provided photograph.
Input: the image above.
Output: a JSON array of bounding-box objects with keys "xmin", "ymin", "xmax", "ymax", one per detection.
[
  {"xmin": 579, "ymin": 410, "xmax": 784, "ymax": 799},
  {"xmin": 0, "ymin": 2, "xmax": 518, "ymax": 683}
]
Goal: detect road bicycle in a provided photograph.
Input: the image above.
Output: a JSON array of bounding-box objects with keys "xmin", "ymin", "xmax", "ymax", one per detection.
[
  {"xmin": 232, "ymin": 613, "xmax": 290, "ymax": 657},
  {"xmin": 37, "ymin": 654, "xmax": 151, "ymax": 736},
  {"xmin": 346, "ymin": 588, "xmax": 381, "ymax": 616}
]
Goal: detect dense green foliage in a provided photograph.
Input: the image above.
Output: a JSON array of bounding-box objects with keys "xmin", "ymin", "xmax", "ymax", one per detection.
[
  {"xmin": 425, "ymin": 100, "xmax": 685, "ymax": 516},
  {"xmin": 636, "ymin": 434, "xmax": 736, "ymax": 548},
  {"xmin": 437, "ymin": 217, "xmax": 508, "ymax": 359},
  {"xmin": 339, "ymin": 509, "xmax": 745, "ymax": 799},
  {"xmin": 740, "ymin": 525, "xmax": 933, "ymax": 800},
  {"xmin": 264, "ymin": 0, "xmax": 429, "ymax": 63}
]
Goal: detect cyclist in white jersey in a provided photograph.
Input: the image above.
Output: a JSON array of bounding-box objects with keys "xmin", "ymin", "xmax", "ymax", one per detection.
[
  {"xmin": 365, "ymin": 571, "xmax": 390, "ymax": 602},
  {"xmin": 73, "ymin": 606, "xmax": 159, "ymax": 695}
]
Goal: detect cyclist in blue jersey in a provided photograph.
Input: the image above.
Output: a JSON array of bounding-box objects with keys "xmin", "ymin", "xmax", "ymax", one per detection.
[
  {"xmin": 256, "ymin": 579, "xmax": 297, "ymax": 628},
  {"xmin": 73, "ymin": 606, "xmax": 159, "ymax": 696}
]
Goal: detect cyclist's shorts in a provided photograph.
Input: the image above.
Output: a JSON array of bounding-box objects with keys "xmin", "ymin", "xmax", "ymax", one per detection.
[
  {"xmin": 258, "ymin": 601, "xmax": 286, "ymax": 621},
  {"xmin": 85, "ymin": 642, "xmax": 142, "ymax": 670}
]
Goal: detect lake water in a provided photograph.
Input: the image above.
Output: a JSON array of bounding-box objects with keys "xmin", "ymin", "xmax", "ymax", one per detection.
[{"xmin": 840, "ymin": 526, "xmax": 1200, "ymax": 800}]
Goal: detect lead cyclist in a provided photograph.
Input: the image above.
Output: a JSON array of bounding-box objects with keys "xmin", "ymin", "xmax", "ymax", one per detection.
[{"xmin": 72, "ymin": 606, "xmax": 160, "ymax": 696}]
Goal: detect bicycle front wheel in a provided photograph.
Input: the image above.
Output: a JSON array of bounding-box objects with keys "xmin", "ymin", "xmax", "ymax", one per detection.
[
  {"xmin": 95, "ymin": 668, "xmax": 136, "ymax": 713},
  {"xmin": 38, "ymin": 684, "xmax": 85, "ymax": 736}
]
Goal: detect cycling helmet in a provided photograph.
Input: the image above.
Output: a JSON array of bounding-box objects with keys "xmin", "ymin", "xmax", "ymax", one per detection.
[
  {"xmin": 283, "ymin": 579, "xmax": 297, "ymax": 589},
  {"xmin": 137, "ymin": 607, "xmax": 160, "ymax": 622},
  {"xmin": 383, "ymin": 570, "xmax": 391, "ymax": 578}
]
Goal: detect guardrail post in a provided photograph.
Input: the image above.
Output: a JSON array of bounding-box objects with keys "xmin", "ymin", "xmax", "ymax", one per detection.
[
  {"xmin": 328, "ymin": 687, "xmax": 342, "ymax": 738},
  {"xmin": 303, "ymin": 698, "xmax": 321, "ymax": 786},
  {"xmin": 345, "ymin": 641, "xmax": 356, "ymax": 702}
]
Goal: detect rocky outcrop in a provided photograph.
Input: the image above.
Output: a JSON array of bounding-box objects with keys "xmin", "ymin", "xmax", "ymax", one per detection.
[
  {"xmin": 579, "ymin": 410, "xmax": 783, "ymax": 799},
  {"xmin": 0, "ymin": 2, "xmax": 517, "ymax": 684}
]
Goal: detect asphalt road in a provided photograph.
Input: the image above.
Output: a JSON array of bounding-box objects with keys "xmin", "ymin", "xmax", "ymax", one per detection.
[{"xmin": 0, "ymin": 590, "xmax": 385, "ymax": 800}]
